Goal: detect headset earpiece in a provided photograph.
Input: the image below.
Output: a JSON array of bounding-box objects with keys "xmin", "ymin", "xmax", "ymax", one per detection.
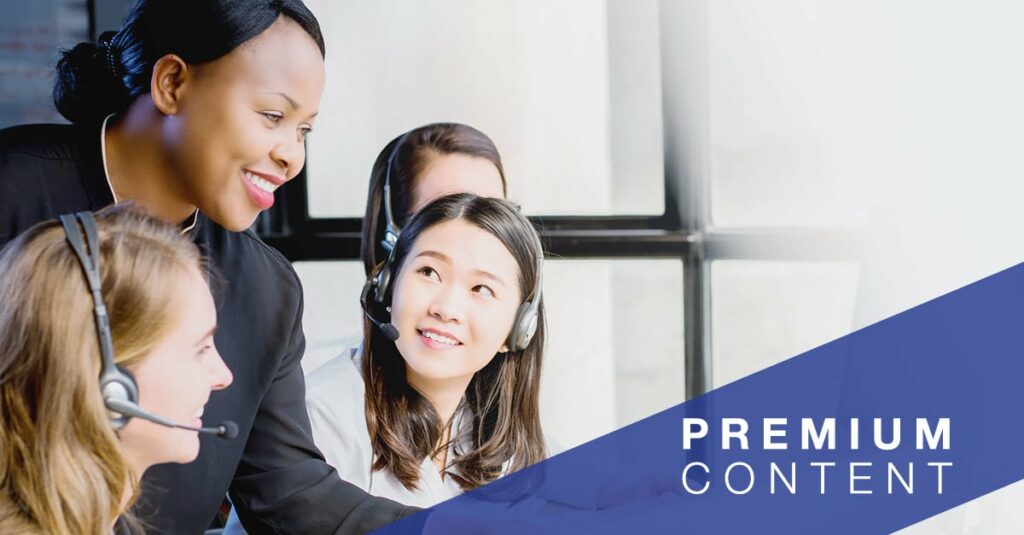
[
  {"xmin": 372, "ymin": 261, "xmax": 392, "ymax": 305},
  {"xmin": 361, "ymin": 259, "xmax": 401, "ymax": 341},
  {"xmin": 508, "ymin": 301, "xmax": 540, "ymax": 352},
  {"xmin": 362, "ymin": 258, "xmax": 393, "ymax": 307},
  {"xmin": 506, "ymin": 256, "xmax": 544, "ymax": 352},
  {"xmin": 101, "ymin": 365, "xmax": 139, "ymax": 429}
]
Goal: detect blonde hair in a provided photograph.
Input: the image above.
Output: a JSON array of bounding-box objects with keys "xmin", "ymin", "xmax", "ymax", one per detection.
[{"xmin": 0, "ymin": 205, "xmax": 204, "ymax": 534}]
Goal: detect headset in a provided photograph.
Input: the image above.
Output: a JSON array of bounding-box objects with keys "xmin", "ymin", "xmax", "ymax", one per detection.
[
  {"xmin": 379, "ymin": 133, "xmax": 409, "ymax": 256},
  {"xmin": 60, "ymin": 211, "xmax": 237, "ymax": 439},
  {"xmin": 361, "ymin": 227, "xmax": 544, "ymax": 352}
]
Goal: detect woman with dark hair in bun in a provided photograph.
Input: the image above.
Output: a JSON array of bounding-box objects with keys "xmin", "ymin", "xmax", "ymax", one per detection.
[{"xmin": 0, "ymin": 0, "xmax": 415, "ymax": 533}]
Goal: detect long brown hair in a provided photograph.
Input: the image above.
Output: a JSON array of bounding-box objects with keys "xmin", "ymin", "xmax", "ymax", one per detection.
[
  {"xmin": 363, "ymin": 194, "xmax": 546, "ymax": 492},
  {"xmin": 361, "ymin": 123, "xmax": 508, "ymax": 275},
  {"xmin": 0, "ymin": 206, "xmax": 203, "ymax": 534}
]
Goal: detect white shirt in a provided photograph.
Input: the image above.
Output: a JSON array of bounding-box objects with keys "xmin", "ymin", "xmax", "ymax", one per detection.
[
  {"xmin": 305, "ymin": 346, "xmax": 466, "ymax": 508},
  {"xmin": 224, "ymin": 346, "xmax": 553, "ymax": 534}
]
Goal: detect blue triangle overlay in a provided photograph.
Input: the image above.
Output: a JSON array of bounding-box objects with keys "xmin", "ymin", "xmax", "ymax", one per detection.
[{"xmin": 375, "ymin": 262, "xmax": 1024, "ymax": 534}]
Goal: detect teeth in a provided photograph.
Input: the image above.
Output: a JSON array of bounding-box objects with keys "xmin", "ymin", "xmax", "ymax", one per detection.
[
  {"xmin": 245, "ymin": 172, "xmax": 276, "ymax": 194},
  {"xmin": 423, "ymin": 331, "xmax": 459, "ymax": 346}
]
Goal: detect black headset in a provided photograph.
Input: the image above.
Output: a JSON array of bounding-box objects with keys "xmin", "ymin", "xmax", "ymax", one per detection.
[
  {"xmin": 379, "ymin": 133, "xmax": 409, "ymax": 256},
  {"xmin": 59, "ymin": 212, "xmax": 139, "ymax": 430},
  {"xmin": 361, "ymin": 234, "xmax": 544, "ymax": 352},
  {"xmin": 60, "ymin": 211, "xmax": 238, "ymax": 438}
]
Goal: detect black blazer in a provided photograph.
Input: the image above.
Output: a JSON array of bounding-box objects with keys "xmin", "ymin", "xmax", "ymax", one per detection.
[{"xmin": 0, "ymin": 123, "xmax": 418, "ymax": 534}]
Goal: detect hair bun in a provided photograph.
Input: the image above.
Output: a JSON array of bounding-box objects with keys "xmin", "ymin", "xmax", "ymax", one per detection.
[{"xmin": 53, "ymin": 39, "xmax": 128, "ymax": 125}]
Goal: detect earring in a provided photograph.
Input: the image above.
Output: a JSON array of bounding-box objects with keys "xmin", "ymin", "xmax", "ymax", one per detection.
[
  {"xmin": 499, "ymin": 344, "xmax": 509, "ymax": 354},
  {"xmin": 386, "ymin": 306, "xmax": 392, "ymax": 313}
]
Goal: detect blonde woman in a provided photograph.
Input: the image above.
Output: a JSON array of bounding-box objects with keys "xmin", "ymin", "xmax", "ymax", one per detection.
[{"xmin": 0, "ymin": 206, "xmax": 232, "ymax": 534}]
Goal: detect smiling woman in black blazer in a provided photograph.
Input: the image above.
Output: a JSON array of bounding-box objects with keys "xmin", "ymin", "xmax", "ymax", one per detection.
[{"xmin": 0, "ymin": 0, "xmax": 416, "ymax": 532}]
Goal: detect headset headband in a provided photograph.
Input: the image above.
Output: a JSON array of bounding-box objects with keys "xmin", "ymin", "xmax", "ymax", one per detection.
[
  {"xmin": 59, "ymin": 212, "xmax": 117, "ymax": 375},
  {"xmin": 381, "ymin": 133, "xmax": 411, "ymax": 254}
]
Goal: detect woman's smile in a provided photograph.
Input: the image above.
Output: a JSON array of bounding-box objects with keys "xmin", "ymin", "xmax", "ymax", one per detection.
[
  {"xmin": 418, "ymin": 327, "xmax": 464, "ymax": 350},
  {"xmin": 241, "ymin": 168, "xmax": 284, "ymax": 209}
]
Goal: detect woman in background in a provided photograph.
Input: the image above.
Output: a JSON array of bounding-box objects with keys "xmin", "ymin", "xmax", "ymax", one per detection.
[
  {"xmin": 0, "ymin": 207, "xmax": 232, "ymax": 534},
  {"xmin": 361, "ymin": 123, "xmax": 509, "ymax": 274}
]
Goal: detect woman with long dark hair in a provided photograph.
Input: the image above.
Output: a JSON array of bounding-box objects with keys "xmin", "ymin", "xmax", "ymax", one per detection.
[
  {"xmin": 0, "ymin": 1, "xmax": 413, "ymax": 532},
  {"xmin": 225, "ymin": 123, "xmax": 517, "ymax": 532},
  {"xmin": 308, "ymin": 193, "xmax": 547, "ymax": 505}
]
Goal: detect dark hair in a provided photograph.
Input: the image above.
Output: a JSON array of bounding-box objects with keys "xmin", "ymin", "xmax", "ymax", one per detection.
[
  {"xmin": 362, "ymin": 193, "xmax": 546, "ymax": 492},
  {"xmin": 361, "ymin": 123, "xmax": 508, "ymax": 275},
  {"xmin": 54, "ymin": 0, "xmax": 325, "ymax": 125}
]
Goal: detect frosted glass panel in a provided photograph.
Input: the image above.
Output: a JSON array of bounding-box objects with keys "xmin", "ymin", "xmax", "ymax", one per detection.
[
  {"xmin": 711, "ymin": 260, "xmax": 860, "ymax": 387},
  {"xmin": 304, "ymin": 0, "xmax": 664, "ymax": 217},
  {"xmin": 294, "ymin": 261, "xmax": 366, "ymax": 374},
  {"xmin": 707, "ymin": 1, "xmax": 874, "ymax": 227}
]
